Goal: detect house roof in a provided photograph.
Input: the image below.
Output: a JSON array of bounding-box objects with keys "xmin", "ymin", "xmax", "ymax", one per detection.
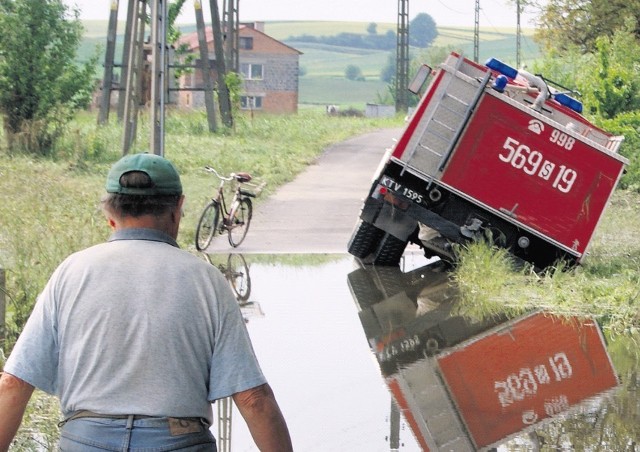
[{"xmin": 177, "ymin": 24, "xmax": 302, "ymax": 55}]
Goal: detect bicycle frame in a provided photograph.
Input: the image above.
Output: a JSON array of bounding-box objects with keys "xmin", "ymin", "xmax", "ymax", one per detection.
[
  {"xmin": 196, "ymin": 166, "xmax": 261, "ymax": 250},
  {"xmin": 205, "ymin": 166, "xmax": 241, "ymax": 230}
]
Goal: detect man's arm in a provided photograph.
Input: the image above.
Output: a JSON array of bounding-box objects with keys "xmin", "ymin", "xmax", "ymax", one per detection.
[
  {"xmin": 232, "ymin": 383, "xmax": 292, "ymax": 452},
  {"xmin": 0, "ymin": 372, "xmax": 34, "ymax": 452}
]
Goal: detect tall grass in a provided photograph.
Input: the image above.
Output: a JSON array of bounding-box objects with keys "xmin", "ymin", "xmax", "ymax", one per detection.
[
  {"xmin": 0, "ymin": 108, "xmax": 402, "ymax": 446},
  {"xmin": 451, "ymin": 190, "xmax": 640, "ymax": 338},
  {"xmin": 0, "ymin": 108, "xmax": 402, "ymax": 349}
]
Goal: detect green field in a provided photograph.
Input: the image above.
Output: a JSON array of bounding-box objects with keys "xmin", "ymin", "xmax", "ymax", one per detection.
[{"xmin": 80, "ymin": 20, "xmax": 541, "ymax": 107}]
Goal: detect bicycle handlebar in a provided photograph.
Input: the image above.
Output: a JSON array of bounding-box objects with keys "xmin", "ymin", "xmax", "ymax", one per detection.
[
  {"xmin": 204, "ymin": 166, "xmax": 255, "ymax": 185},
  {"xmin": 204, "ymin": 166, "xmax": 233, "ymax": 181}
]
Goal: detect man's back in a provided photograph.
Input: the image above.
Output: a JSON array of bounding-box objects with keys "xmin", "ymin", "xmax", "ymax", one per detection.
[{"xmin": 10, "ymin": 229, "xmax": 264, "ymax": 424}]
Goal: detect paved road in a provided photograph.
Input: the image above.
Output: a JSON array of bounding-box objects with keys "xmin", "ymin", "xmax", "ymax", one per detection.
[{"xmin": 204, "ymin": 127, "xmax": 403, "ymax": 254}]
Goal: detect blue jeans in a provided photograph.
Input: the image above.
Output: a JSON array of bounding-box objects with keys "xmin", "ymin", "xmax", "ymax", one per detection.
[{"xmin": 59, "ymin": 416, "xmax": 217, "ymax": 451}]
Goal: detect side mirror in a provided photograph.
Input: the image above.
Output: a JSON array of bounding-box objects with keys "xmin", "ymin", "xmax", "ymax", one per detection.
[{"xmin": 408, "ymin": 64, "xmax": 433, "ymax": 95}]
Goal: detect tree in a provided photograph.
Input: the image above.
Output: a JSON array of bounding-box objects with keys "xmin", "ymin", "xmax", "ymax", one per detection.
[
  {"xmin": 0, "ymin": 0, "xmax": 96, "ymax": 155},
  {"xmin": 533, "ymin": 0, "xmax": 640, "ymax": 53},
  {"xmin": 533, "ymin": 20, "xmax": 640, "ymax": 119},
  {"xmin": 345, "ymin": 64, "xmax": 364, "ymax": 81},
  {"xmin": 367, "ymin": 22, "xmax": 378, "ymax": 35},
  {"xmin": 409, "ymin": 13, "xmax": 438, "ymax": 48}
]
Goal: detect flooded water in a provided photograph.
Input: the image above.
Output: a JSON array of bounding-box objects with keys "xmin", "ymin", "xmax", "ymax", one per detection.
[{"xmin": 206, "ymin": 252, "xmax": 640, "ymax": 452}]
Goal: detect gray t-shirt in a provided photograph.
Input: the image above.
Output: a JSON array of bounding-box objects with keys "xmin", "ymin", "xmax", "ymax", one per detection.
[{"xmin": 4, "ymin": 228, "xmax": 266, "ymax": 424}]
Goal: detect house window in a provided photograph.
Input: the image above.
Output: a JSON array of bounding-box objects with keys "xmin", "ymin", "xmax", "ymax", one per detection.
[
  {"xmin": 240, "ymin": 96, "xmax": 263, "ymax": 110},
  {"xmin": 239, "ymin": 37, "xmax": 253, "ymax": 50},
  {"xmin": 240, "ymin": 63, "xmax": 264, "ymax": 80}
]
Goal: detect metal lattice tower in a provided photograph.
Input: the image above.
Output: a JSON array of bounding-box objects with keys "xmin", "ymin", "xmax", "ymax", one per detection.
[
  {"xmin": 395, "ymin": 0, "xmax": 409, "ymax": 113},
  {"xmin": 473, "ymin": 0, "xmax": 480, "ymax": 62},
  {"xmin": 121, "ymin": 0, "xmax": 150, "ymax": 154},
  {"xmin": 217, "ymin": 397, "xmax": 233, "ymax": 452},
  {"xmin": 97, "ymin": 0, "xmax": 233, "ymax": 156},
  {"xmin": 222, "ymin": 0, "xmax": 240, "ymax": 72},
  {"xmin": 516, "ymin": 0, "xmax": 522, "ymax": 68}
]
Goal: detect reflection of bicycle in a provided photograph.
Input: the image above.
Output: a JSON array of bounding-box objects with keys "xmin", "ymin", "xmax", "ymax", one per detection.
[
  {"xmin": 195, "ymin": 166, "xmax": 264, "ymax": 251},
  {"xmin": 202, "ymin": 253, "xmax": 251, "ymax": 303}
]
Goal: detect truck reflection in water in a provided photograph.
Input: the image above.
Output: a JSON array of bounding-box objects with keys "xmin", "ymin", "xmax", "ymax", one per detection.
[{"xmin": 348, "ymin": 260, "xmax": 620, "ymax": 451}]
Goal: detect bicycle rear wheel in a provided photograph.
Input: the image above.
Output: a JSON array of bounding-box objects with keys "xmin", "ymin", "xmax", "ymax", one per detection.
[
  {"xmin": 228, "ymin": 198, "xmax": 252, "ymax": 247},
  {"xmin": 195, "ymin": 201, "xmax": 221, "ymax": 251}
]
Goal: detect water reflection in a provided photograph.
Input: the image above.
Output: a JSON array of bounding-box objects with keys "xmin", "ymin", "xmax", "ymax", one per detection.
[
  {"xmin": 202, "ymin": 253, "xmax": 637, "ymax": 451},
  {"xmin": 348, "ymin": 259, "xmax": 621, "ymax": 451}
]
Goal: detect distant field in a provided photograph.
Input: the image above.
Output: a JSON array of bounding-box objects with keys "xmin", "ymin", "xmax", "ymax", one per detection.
[
  {"xmin": 292, "ymin": 42, "xmax": 390, "ymax": 78},
  {"xmin": 263, "ymin": 21, "xmax": 397, "ymax": 40},
  {"xmin": 80, "ymin": 20, "xmax": 542, "ymax": 106},
  {"xmin": 299, "ymin": 77, "xmax": 389, "ymax": 106}
]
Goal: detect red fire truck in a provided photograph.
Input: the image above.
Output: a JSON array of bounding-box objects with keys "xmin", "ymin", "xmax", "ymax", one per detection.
[{"xmin": 348, "ymin": 53, "xmax": 629, "ymax": 268}]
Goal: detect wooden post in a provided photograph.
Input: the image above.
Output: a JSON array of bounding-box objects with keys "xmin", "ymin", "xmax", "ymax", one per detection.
[
  {"xmin": 0, "ymin": 268, "xmax": 5, "ymax": 344},
  {"xmin": 98, "ymin": 0, "xmax": 120, "ymax": 125},
  {"xmin": 195, "ymin": 0, "xmax": 218, "ymax": 132},
  {"xmin": 209, "ymin": 0, "xmax": 233, "ymax": 127},
  {"xmin": 122, "ymin": 0, "xmax": 147, "ymax": 154}
]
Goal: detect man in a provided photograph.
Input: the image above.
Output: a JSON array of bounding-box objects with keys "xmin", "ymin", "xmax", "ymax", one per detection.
[{"xmin": 0, "ymin": 153, "xmax": 292, "ymax": 451}]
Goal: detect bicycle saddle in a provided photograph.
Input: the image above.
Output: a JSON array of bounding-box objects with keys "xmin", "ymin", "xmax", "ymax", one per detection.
[{"xmin": 233, "ymin": 172, "xmax": 252, "ymax": 183}]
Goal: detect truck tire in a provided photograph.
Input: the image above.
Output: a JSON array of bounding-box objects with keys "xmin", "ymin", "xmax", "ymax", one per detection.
[
  {"xmin": 348, "ymin": 220, "xmax": 384, "ymax": 258},
  {"xmin": 347, "ymin": 268, "xmax": 384, "ymax": 307},
  {"xmin": 371, "ymin": 233, "xmax": 406, "ymax": 266}
]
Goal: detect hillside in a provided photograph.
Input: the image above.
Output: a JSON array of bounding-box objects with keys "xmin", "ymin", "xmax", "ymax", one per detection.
[{"xmin": 79, "ymin": 20, "xmax": 541, "ymax": 107}]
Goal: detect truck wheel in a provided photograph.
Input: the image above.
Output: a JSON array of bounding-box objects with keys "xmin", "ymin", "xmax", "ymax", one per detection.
[
  {"xmin": 348, "ymin": 220, "xmax": 384, "ymax": 258},
  {"xmin": 347, "ymin": 268, "xmax": 384, "ymax": 307},
  {"xmin": 371, "ymin": 233, "xmax": 406, "ymax": 266}
]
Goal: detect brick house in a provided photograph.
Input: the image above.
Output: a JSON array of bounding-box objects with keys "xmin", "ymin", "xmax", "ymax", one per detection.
[{"xmin": 177, "ymin": 23, "xmax": 302, "ymax": 114}]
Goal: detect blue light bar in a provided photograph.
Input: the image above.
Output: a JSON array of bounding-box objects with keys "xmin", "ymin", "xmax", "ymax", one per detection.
[
  {"xmin": 485, "ymin": 58, "xmax": 518, "ymax": 79},
  {"xmin": 554, "ymin": 93, "xmax": 583, "ymax": 114}
]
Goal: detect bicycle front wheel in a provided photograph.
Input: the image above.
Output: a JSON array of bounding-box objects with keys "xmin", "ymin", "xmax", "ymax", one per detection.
[
  {"xmin": 195, "ymin": 201, "xmax": 221, "ymax": 251},
  {"xmin": 227, "ymin": 198, "xmax": 252, "ymax": 247},
  {"xmin": 227, "ymin": 253, "xmax": 251, "ymax": 302}
]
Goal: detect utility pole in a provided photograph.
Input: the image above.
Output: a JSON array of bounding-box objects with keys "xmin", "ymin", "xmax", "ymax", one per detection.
[
  {"xmin": 194, "ymin": 0, "xmax": 218, "ymax": 132},
  {"xmin": 121, "ymin": 0, "xmax": 147, "ymax": 155},
  {"xmin": 222, "ymin": 0, "xmax": 240, "ymax": 72},
  {"xmin": 0, "ymin": 268, "xmax": 5, "ymax": 345},
  {"xmin": 516, "ymin": 0, "xmax": 522, "ymax": 68},
  {"xmin": 97, "ymin": 0, "xmax": 119, "ymax": 125},
  {"xmin": 217, "ymin": 397, "xmax": 233, "ymax": 452},
  {"xmin": 395, "ymin": 0, "xmax": 409, "ymax": 114},
  {"xmin": 473, "ymin": 0, "xmax": 480, "ymax": 62},
  {"xmin": 99, "ymin": 0, "xmax": 234, "ymax": 155},
  {"xmin": 149, "ymin": 0, "xmax": 168, "ymax": 155},
  {"xmin": 209, "ymin": 0, "xmax": 233, "ymax": 127},
  {"xmin": 389, "ymin": 400, "xmax": 400, "ymax": 451}
]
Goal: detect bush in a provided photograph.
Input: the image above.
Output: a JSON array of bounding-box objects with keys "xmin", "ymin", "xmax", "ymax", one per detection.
[
  {"xmin": 345, "ymin": 64, "xmax": 364, "ymax": 81},
  {"xmin": 0, "ymin": 0, "xmax": 97, "ymax": 156}
]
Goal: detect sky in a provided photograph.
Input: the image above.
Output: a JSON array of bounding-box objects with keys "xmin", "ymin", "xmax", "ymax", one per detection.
[{"xmin": 64, "ymin": 0, "xmax": 541, "ymax": 29}]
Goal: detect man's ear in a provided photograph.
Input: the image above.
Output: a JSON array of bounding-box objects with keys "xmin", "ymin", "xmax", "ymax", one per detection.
[{"xmin": 172, "ymin": 195, "xmax": 186, "ymax": 223}]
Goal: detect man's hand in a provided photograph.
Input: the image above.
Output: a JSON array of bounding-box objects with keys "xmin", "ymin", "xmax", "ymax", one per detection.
[
  {"xmin": 232, "ymin": 383, "xmax": 292, "ymax": 452},
  {"xmin": 0, "ymin": 372, "xmax": 34, "ymax": 452}
]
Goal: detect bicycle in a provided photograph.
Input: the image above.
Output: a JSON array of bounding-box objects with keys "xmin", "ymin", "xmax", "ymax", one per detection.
[
  {"xmin": 195, "ymin": 166, "xmax": 263, "ymax": 251},
  {"xmin": 201, "ymin": 253, "xmax": 252, "ymax": 303}
]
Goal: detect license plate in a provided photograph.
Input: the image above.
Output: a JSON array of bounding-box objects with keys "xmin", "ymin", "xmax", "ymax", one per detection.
[{"xmin": 379, "ymin": 175, "xmax": 424, "ymax": 204}]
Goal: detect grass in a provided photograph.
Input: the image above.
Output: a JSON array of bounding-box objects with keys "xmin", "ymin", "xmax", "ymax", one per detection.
[
  {"xmin": 1, "ymin": 107, "xmax": 639, "ymax": 447},
  {"xmin": 0, "ymin": 108, "xmax": 403, "ymax": 445},
  {"xmin": 0, "ymin": 108, "xmax": 403, "ymax": 344},
  {"xmin": 451, "ymin": 189, "xmax": 640, "ymax": 339}
]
